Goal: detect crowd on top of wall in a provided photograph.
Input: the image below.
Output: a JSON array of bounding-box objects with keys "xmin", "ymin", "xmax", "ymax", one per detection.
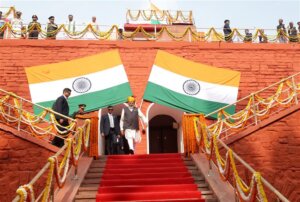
[
  {"xmin": 0, "ymin": 11, "xmax": 105, "ymax": 40},
  {"xmin": 223, "ymin": 19, "xmax": 300, "ymax": 43},
  {"xmin": 0, "ymin": 10, "xmax": 299, "ymax": 43}
]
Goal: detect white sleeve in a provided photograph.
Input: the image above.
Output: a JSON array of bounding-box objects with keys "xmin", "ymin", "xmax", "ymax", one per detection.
[
  {"xmin": 120, "ymin": 109, "xmax": 125, "ymax": 131},
  {"xmin": 138, "ymin": 109, "xmax": 147, "ymax": 124}
]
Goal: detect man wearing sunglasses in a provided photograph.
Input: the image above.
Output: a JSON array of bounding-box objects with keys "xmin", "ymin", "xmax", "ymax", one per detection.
[{"xmin": 100, "ymin": 106, "xmax": 121, "ymax": 155}]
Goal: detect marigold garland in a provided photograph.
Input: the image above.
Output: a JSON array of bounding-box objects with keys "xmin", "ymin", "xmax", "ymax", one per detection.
[
  {"xmin": 1, "ymin": 21, "xmax": 299, "ymax": 41},
  {"xmin": 182, "ymin": 75, "xmax": 300, "ymax": 201}
]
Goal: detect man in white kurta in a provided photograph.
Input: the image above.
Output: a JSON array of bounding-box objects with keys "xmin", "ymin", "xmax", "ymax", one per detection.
[
  {"xmin": 120, "ymin": 97, "xmax": 147, "ymax": 154},
  {"xmin": 64, "ymin": 14, "xmax": 76, "ymax": 39},
  {"xmin": 11, "ymin": 11, "xmax": 23, "ymax": 39}
]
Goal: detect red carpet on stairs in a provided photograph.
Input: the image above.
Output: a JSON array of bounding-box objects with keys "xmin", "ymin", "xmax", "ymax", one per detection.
[{"xmin": 96, "ymin": 153, "xmax": 205, "ymax": 202}]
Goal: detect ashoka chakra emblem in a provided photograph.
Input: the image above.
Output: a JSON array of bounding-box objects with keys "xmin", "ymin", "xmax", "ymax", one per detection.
[
  {"xmin": 183, "ymin": 80, "xmax": 200, "ymax": 95},
  {"xmin": 72, "ymin": 77, "xmax": 91, "ymax": 93}
]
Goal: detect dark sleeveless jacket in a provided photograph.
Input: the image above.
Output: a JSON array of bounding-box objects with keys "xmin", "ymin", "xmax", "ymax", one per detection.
[{"xmin": 123, "ymin": 107, "xmax": 139, "ymax": 130}]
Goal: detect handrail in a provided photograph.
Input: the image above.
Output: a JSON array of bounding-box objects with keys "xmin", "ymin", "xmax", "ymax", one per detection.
[
  {"xmin": 204, "ymin": 72, "xmax": 300, "ymax": 141},
  {"xmin": 0, "ymin": 88, "xmax": 74, "ymax": 122},
  {"xmin": 183, "ymin": 72, "xmax": 300, "ymax": 201},
  {"xmin": 218, "ymin": 139, "xmax": 289, "ymax": 202},
  {"xmin": 0, "ymin": 88, "xmax": 78, "ymax": 143},
  {"xmin": 205, "ymin": 72, "xmax": 300, "ymax": 119},
  {"xmin": 12, "ymin": 119, "xmax": 90, "ymax": 202},
  {"xmin": 0, "ymin": 88, "xmax": 91, "ymax": 201},
  {"xmin": 12, "ymin": 144, "xmax": 66, "ymax": 202}
]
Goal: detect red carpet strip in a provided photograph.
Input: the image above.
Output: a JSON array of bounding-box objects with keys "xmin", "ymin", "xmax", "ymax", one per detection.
[{"xmin": 96, "ymin": 153, "xmax": 205, "ymax": 202}]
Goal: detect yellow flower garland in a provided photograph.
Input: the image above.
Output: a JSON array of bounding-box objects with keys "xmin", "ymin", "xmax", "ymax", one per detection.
[{"xmin": 2, "ymin": 21, "xmax": 299, "ymax": 41}]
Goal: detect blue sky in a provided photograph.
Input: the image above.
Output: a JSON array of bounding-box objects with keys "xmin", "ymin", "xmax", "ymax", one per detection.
[{"xmin": 1, "ymin": 0, "xmax": 299, "ymax": 31}]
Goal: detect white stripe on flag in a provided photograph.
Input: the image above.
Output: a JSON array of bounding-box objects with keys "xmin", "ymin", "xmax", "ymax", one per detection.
[
  {"xmin": 149, "ymin": 65, "xmax": 238, "ymax": 104},
  {"xmin": 29, "ymin": 65, "xmax": 128, "ymax": 103}
]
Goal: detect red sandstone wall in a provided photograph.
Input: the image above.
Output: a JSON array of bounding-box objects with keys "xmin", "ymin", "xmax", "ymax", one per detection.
[
  {"xmin": 0, "ymin": 40, "xmax": 300, "ymax": 154},
  {"xmin": 0, "ymin": 126, "xmax": 55, "ymax": 202},
  {"xmin": 228, "ymin": 109, "xmax": 300, "ymax": 201}
]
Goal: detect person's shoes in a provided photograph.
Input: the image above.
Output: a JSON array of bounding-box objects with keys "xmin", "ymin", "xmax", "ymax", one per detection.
[{"xmin": 129, "ymin": 149, "xmax": 134, "ymax": 155}]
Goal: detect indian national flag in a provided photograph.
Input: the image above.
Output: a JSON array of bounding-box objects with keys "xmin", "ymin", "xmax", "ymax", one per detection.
[
  {"xmin": 150, "ymin": 2, "xmax": 162, "ymax": 24},
  {"xmin": 143, "ymin": 51, "xmax": 241, "ymax": 115},
  {"xmin": 25, "ymin": 50, "xmax": 132, "ymax": 114}
]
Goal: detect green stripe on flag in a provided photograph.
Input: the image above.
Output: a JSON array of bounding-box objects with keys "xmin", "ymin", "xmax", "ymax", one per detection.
[
  {"xmin": 34, "ymin": 82, "xmax": 132, "ymax": 115},
  {"xmin": 151, "ymin": 19, "xmax": 161, "ymax": 24},
  {"xmin": 144, "ymin": 82, "xmax": 235, "ymax": 118}
]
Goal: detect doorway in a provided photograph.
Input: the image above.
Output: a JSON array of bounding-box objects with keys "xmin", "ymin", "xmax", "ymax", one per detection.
[{"xmin": 149, "ymin": 115, "xmax": 178, "ymax": 153}]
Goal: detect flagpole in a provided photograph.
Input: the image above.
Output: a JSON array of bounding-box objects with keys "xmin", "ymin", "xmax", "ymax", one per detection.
[
  {"xmin": 139, "ymin": 99, "xmax": 144, "ymax": 110},
  {"xmin": 139, "ymin": 99, "xmax": 145, "ymax": 130}
]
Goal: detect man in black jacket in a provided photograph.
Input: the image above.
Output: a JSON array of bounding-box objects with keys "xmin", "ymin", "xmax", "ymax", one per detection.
[
  {"xmin": 100, "ymin": 106, "xmax": 121, "ymax": 155},
  {"xmin": 72, "ymin": 104, "xmax": 86, "ymax": 119},
  {"xmin": 52, "ymin": 88, "xmax": 71, "ymax": 147},
  {"xmin": 223, "ymin": 19, "xmax": 232, "ymax": 42}
]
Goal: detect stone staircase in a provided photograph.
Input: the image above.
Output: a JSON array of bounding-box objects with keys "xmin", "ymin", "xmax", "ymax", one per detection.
[{"xmin": 74, "ymin": 155, "xmax": 218, "ymax": 202}]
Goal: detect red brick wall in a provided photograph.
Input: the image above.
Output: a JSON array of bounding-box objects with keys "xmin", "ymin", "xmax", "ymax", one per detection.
[
  {"xmin": 0, "ymin": 40, "xmax": 300, "ymax": 199},
  {"xmin": 228, "ymin": 108, "xmax": 300, "ymax": 201},
  {"xmin": 0, "ymin": 127, "xmax": 55, "ymax": 202},
  {"xmin": 0, "ymin": 40, "xmax": 300, "ymax": 155}
]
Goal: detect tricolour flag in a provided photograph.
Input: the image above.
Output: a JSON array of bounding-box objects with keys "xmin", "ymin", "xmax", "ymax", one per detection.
[
  {"xmin": 143, "ymin": 50, "xmax": 241, "ymax": 115},
  {"xmin": 26, "ymin": 50, "xmax": 132, "ymax": 114}
]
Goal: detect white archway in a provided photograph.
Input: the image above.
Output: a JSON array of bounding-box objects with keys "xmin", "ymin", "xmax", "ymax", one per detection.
[{"xmin": 146, "ymin": 103, "xmax": 184, "ymax": 154}]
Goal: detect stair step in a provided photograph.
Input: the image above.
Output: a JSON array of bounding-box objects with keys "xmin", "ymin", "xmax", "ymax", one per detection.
[
  {"xmin": 82, "ymin": 179, "xmax": 101, "ymax": 184},
  {"xmin": 84, "ymin": 172, "xmax": 203, "ymax": 179},
  {"xmin": 75, "ymin": 192, "xmax": 97, "ymax": 199},
  {"xmin": 79, "ymin": 187, "xmax": 99, "ymax": 191},
  {"xmin": 120, "ymin": 199, "xmax": 204, "ymax": 202},
  {"xmin": 104, "ymin": 161, "xmax": 186, "ymax": 166},
  {"xmin": 189, "ymin": 170, "xmax": 202, "ymax": 175},
  {"xmin": 85, "ymin": 173, "xmax": 103, "ymax": 178},
  {"xmin": 102, "ymin": 167, "xmax": 188, "ymax": 174},
  {"xmin": 74, "ymin": 200, "xmax": 204, "ymax": 202},
  {"xmin": 88, "ymin": 168, "xmax": 105, "ymax": 173},
  {"xmin": 78, "ymin": 184, "xmax": 214, "ymax": 193},
  {"xmin": 92, "ymin": 159, "xmax": 107, "ymax": 163},
  {"xmin": 75, "ymin": 195, "xmax": 212, "ymax": 202},
  {"xmin": 76, "ymin": 193, "xmax": 206, "ymax": 202},
  {"xmin": 77, "ymin": 190, "xmax": 97, "ymax": 195},
  {"xmin": 100, "ymin": 177, "xmax": 196, "ymax": 186},
  {"xmin": 104, "ymin": 163, "xmax": 187, "ymax": 169},
  {"xmin": 106, "ymin": 157, "xmax": 184, "ymax": 161},
  {"xmin": 107, "ymin": 154, "xmax": 182, "ymax": 159},
  {"xmin": 194, "ymin": 178, "xmax": 206, "ymax": 183},
  {"xmin": 200, "ymin": 190, "xmax": 214, "ymax": 195},
  {"xmin": 81, "ymin": 183, "xmax": 99, "ymax": 187},
  {"xmin": 75, "ymin": 154, "xmax": 214, "ymax": 202},
  {"xmin": 104, "ymin": 161, "xmax": 194, "ymax": 165},
  {"xmin": 98, "ymin": 184, "xmax": 198, "ymax": 193},
  {"xmin": 99, "ymin": 172, "xmax": 193, "ymax": 180},
  {"xmin": 187, "ymin": 166, "xmax": 198, "ymax": 170},
  {"xmin": 197, "ymin": 183, "xmax": 209, "ymax": 188},
  {"xmin": 96, "ymin": 191, "xmax": 203, "ymax": 201},
  {"xmin": 77, "ymin": 188, "xmax": 210, "ymax": 199},
  {"xmin": 86, "ymin": 170, "xmax": 201, "ymax": 177},
  {"xmin": 89, "ymin": 164, "xmax": 106, "ymax": 168}
]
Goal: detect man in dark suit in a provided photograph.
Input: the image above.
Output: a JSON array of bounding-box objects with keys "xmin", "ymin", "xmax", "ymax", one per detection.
[
  {"xmin": 100, "ymin": 106, "xmax": 121, "ymax": 155},
  {"xmin": 52, "ymin": 88, "xmax": 72, "ymax": 147}
]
